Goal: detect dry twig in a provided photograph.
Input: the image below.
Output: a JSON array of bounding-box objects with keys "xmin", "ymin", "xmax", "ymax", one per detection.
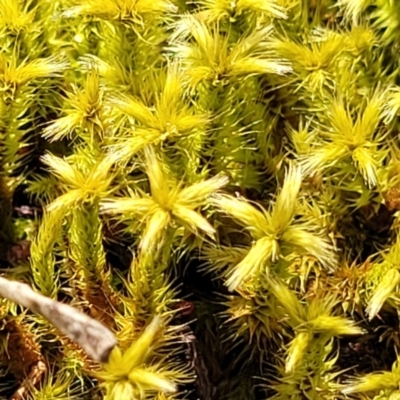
[{"xmin": 0, "ymin": 277, "xmax": 117, "ymax": 363}]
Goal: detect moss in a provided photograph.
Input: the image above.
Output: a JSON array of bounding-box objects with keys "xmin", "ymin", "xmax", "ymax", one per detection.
[{"xmin": 1, "ymin": 0, "xmax": 400, "ymax": 399}]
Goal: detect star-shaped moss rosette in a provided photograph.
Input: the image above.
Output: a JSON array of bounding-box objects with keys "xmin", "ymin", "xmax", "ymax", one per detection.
[
  {"xmin": 268, "ymin": 278, "xmax": 363, "ymax": 399},
  {"xmin": 268, "ymin": 278, "xmax": 363, "ymax": 373},
  {"xmin": 108, "ymin": 64, "xmax": 209, "ymax": 167},
  {"xmin": 95, "ymin": 316, "xmax": 189, "ymax": 400},
  {"xmin": 101, "ymin": 146, "xmax": 228, "ymax": 258},
  {"xmin": 42, "ymin": 70, "xmax": 109, "ymax": 145},
  {"xmin": 299, "ymin": 90, "xmax": 388, "ymax": 188},
  {"xmin": 168, "ymin": 15, "xmax": 292, "ymax": 88},
  {"xmin": 29, "ymin": 151, "xmax": 116, "ymax": 297},
  {"xmin": 212, "ymin": 165, "xmax": 334, "ymax": 291}
]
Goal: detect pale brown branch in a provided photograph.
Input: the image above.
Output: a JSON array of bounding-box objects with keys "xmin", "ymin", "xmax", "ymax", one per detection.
[{"xmin": 0, "ymin": 277, "xmax": 117, "ymax": 363}]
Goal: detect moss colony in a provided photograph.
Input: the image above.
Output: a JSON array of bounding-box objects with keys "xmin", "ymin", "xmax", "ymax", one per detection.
[{"xmin": 2, "ymin": 0, "xmax": 400, "ymax": 399}]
